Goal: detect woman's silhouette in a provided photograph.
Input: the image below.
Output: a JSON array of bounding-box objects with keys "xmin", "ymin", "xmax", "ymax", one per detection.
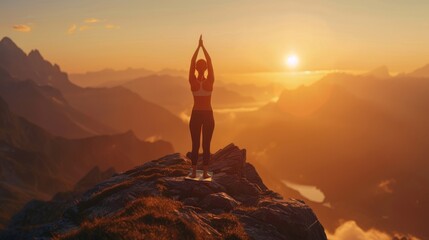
[{"xmin": 188, "ymin": 35, "xmax": 214, "ymax": 179}]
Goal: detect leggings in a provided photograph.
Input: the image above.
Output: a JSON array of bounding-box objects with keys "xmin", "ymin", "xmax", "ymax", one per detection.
[{"xmin": 189, "ymin": 110, "xmax": 215, "ymax": 165}]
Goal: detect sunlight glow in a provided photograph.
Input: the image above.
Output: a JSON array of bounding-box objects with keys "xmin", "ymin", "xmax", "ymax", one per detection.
[{"xmin": 285, "ymin": 54, "xmax": 299, "ymax": 69}]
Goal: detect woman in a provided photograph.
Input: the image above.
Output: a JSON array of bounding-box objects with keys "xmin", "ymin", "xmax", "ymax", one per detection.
[{"xmin": 188, "ymin": 35, "xmax": 215, "ymax": 179}]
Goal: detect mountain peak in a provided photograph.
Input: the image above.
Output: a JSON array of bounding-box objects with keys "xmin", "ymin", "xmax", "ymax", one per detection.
[
  {"xmin": 1, "ymin": 144, "xmax": 327, "ymax": 239},
  {"xmin": 28, "ymin": 49, "xmax": 44, "ymax": 60},
  {"xmin": 0, "ymin": 36, "xmax": 25, "ymax": 56},
  {"xmin": 365, "ymin": 65, "xmax": 391, "ymax": 78},
  {"xmin": 409, "ymin": 63, "xmax": 429, "ymax": 78},
  {"xmin": 0, "ymin": 38, "xmax": 78, "ymax": 92},
  {"xmin": 0, "ymin": 37, "xmax": 17, "ymax": 47}
]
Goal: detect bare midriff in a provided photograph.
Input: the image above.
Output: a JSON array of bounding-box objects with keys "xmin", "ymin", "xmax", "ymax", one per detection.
[{"xmin": 192, "ymin": 95, "xmax": 212, "ymax": 111}]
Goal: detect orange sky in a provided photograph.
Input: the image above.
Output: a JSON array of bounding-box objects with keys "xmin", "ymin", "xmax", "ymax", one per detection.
[{"xmin": 1, "ymin": 0, "xmax": 429, "ymax": 74}]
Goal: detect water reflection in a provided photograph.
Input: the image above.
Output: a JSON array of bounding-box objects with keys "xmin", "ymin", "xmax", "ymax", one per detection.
[{"xmin": 282, "ymin": 180, "xmax": 325, "ymax": 203}]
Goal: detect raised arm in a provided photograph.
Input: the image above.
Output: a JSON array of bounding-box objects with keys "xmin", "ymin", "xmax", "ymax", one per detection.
[
  {"xmin": 189, "ymin": 45, "xmax": 199, "ymax": 81},
  {"xmin": 201, "ymin": 44, "xmax": 214, "ymax": 82}
]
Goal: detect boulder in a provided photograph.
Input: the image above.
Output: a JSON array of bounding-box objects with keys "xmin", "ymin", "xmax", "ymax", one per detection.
[{"xmin": 200, "ymin": 192, "xmax": 240, "ymax": 212}]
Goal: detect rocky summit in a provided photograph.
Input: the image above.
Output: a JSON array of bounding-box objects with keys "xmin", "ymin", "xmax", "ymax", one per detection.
[{"xmin": 1, "ymin": 144, "xmax": 327, "ymax": 240}]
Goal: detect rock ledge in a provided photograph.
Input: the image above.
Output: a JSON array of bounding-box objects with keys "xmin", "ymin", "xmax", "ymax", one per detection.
[{"xmin": 0, "ymin": 144, "xmax": 327, "ymax": 240}]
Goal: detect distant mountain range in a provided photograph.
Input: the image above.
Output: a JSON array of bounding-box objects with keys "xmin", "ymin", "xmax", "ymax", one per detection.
[
  {"xmin": 0, "ymin": 67, "xmax": 113, "ymax": 138},
  {"xmin": 232, "ymin": 70, "xmax": 429, "ymax": 238},
  {"xmin": 69, "ymin": 67, "xmax": 267, "ymax": 116},
  {"xmin": 408, "ymin": 63, "xmax": 429, "ymax": 78},
  {"xmin": 0, "ymin": 37, "xmax": 187, "ymax": 150},
  {"xmin": 120, "ymin": 74, "xmax": 256, "ymax": 114},
  {"xmin": 0, "ymin": 37, "xmax": 78, "ymax": 92},
  {"xmin": 0, "ymin": 95, "xmax": 173, "ymax": 229},
  {"xmin": 69, "ymin": 67, "xmax": 187, "ymax": 87},
  {"xmin": 68, "ymin": 65, "xmax": 279, "ymax": 114},
  {"xmin": 364, "ymin": 65, "xmax": 391, "ymax": 78},
  {"xmin": 0, "ymin": 36, "xmax": 184, "ymax": 229}
]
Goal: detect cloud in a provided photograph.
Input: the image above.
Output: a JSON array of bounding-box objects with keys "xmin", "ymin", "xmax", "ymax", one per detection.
[
  {"xmin": 67, "ymin": 24, "xmax": 91, "ymax": 34},
  {"xmin": 67, "ymin": 19, "xmax": 119, "ymax": 34},
  {"xmin": 326, "ymin": 221, "xmax": 421, "ymax": 240},
  {"xmin": 84, "ymin": 18, "xmax": 101, "ymax": 23},
  {"xmin": 67, "ymin": 24, "xmax": 77, "ymax": 34},
  {"xmin": 12, "ymin": 24, "xmax": 31, "ymax": 32},
  {"xmin": 327, "ymin": 221, "xmax": 390, "ymax": 240},
  {"xmin": 105, "ymin": 24, "xmax": 120, "ymax": 30}
]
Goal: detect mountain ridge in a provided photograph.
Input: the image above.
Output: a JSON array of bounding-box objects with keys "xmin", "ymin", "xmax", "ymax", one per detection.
[
  {"xmin": 233, "ymin": 70, "xmax": 429, "ymax": 238},
  {"xmin": 0, "ymin": 37, "xmax": 78, "ymax": 92},
  {"xmin": 0, "ymin": 37, "xmax": 187, "ymax": 148},
  {"xmin": 121, "ymin": 74, "xmax": 256, "ymax": 114},
  {"xmin": 365, "ymin": 65, "xmax": 391, "ymax": 78},
  {"xmin": 408, "ymin": 63, "xmax": 429, "ymax": 77},
  {"xmin": 0, "ymin": 69, "xmax": 114, "ymax": 138},
  {"xmin": 0, "ymin": 96, "xmax": 173, "ymax": 229}
]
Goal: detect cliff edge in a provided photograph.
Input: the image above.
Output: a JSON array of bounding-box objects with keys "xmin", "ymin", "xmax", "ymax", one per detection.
[{"xmin": 1, "ymin": 144, "xmax": 327, "ymax": 240}]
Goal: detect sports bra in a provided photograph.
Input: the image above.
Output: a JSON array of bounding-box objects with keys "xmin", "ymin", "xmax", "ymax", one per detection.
[{"xmin": 192, "ymin": 79, "xmax": 212, "ymax": 97}]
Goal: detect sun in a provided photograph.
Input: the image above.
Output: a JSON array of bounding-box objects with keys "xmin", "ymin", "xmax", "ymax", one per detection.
[{"xmin": 285, "ymin": 54, "xmax": 299, "ymax": 69}]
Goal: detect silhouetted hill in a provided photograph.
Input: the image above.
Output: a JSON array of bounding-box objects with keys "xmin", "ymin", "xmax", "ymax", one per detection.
[
  {"xmin": 69, "ymin": 67, "xmax": 155, "ymax": 87},
  {"xmin": 157, "ymin": 68, "xmax": 188, "ymax": 77},
  {"xmin": 121, "ymin": 74, "xmax": 255, "ymax": 114},
  {"xmin": 317, "ymin": 72, "xmax": 429, "ymax": 124},
  {"xmin": 232, "ymin": 73, "xmax": 429, "ymax": 238},
  {"xmin": 62, "ymin": 85, "xmax": 187, "ymax": 149},
  {"xmin": 0, "ymin": 97, "xmax": 173, "ymax": 229},
  {"xmin": 408, "ymin": 63, "xmax": 429, "ymax": 77},
  {"xmin": 0, "ymin": 68, "xmax": 113, "ymax": 138},
  {"xmin": 221, "ymin": 81, "xmax": 283, "ymax": 102},
  {"xmin": 1, "ymin": 144, "xmax": 327, "ymax": 240},
  {"xmin": 365, "ymin": 65, "xmax": 391, "ymax": 78},
  {"xmin": 0, "ymin": 37, "xmax": 78, "ymax": 92},
  {"xmin": 69, "ymin": 67, "xmax": 188, "ymax": 88},
  {"xmin": 0, "ymin": 37, "xmax": 187, "ymax": 149}
]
